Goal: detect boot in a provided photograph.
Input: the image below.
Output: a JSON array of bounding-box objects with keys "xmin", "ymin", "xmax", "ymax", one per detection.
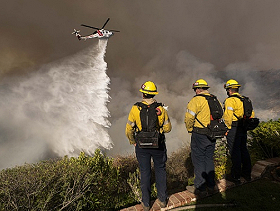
[
  {"xmin": 141, "ymin": 202, "xmax": 150, "ymax": 211},
  {"xmin": 186, "ymin": 185, "xmax": 207, "ymax": 198}
]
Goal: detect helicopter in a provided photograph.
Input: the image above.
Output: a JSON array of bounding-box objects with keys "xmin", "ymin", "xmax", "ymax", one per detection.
[{"xmin": 72, "ymin": 18, "xmax": 120, "ymax": 40}]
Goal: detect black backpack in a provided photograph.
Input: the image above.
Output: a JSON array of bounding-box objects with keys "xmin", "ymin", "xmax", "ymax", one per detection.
[
  {"xmin": 195, "ymin": 94, "xmax": 228, "ymax": 140},
  {"xmin": 134, "ymin": 102, "xmax": 163, "ymax": 148},
  {"xmin": 229, "ymin": 95, "xmax": 259, "ymax": 130}
]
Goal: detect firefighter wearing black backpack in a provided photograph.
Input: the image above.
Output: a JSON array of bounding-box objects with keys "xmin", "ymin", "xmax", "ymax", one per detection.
[
  {"xmin": 185, "ymin": 79, "xmax": 222, "ymax": 197},
  {"xmin": 125, "ymin": 81, "xmax": 171, "ymax": 211},
  {"xmin": 223, "ymin": 79, "xmax": 255, "ymax": 184}
]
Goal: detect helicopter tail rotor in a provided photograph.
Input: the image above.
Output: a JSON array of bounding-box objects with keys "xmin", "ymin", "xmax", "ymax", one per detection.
[{"xmin": 72, "ymin": 29, "xmax": 80, "ymax": 34}]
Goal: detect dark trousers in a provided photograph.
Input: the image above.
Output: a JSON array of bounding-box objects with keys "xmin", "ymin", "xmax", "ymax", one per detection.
[
  {"xmin": 226, "ymin": 126, "xmax": 251, "ymax": 179},
  {"xmin": 135, "ymin": 143, "xmax": 167, "ymax": 207},
  {"xmin": 191, "ymin": 132, "xmax": 216, "ymax": 191}
]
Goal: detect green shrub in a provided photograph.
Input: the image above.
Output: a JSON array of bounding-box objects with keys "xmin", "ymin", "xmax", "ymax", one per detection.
[
  {"xmin": 6, "ymin": 134, "xmax": 274, "ymax": 211},
  {"xmin": 213, "ymin": 119, "xmax": 280, "ymax": 180},
  {"xmin": 0, "ymin": 150, "xmax": 122, "ymax": 211},
  {"xmin": 127, "ymin": 168, "xmax": 157, "ymax": 202},
  {"xmin": 127, "ymin": 168, "xmax": 142, "ymax": 202},
  {"xmin": 214, "ymin": 139, "xmax": 231, "ymax": 180},
  {"xmin": 187, "ymin": 177, "xmax": 194, "ymax": 186},
  {"xmin": 113, "ymin": 155, "xmax": 139, "ymax": 206},
  {"xmin": 166, "ymin": 145, "xmax": 193, "ymax": 192},
  {"xmin": 248, "ymin": 119, "xmax": 280, "ymax": 160},
  {"xmin": 0, "ymin": 146, "xmax": 200, "ymax": 210},
  {"xmin": 113, "ymin": 155, "xmax": 138, "ymax": 194}
]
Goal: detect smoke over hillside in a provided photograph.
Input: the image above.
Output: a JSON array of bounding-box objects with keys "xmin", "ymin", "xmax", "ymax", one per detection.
[
  {"xmin": 1, "ymin": 1, "xmax": 280, "ymax": 164},
  {"xmin": 108, "ymin": 51, "xmax": 280, "ymax": 156},
  {"xmin": 0, "ymin": 40, "xmax": 112, "ymax": 169}
]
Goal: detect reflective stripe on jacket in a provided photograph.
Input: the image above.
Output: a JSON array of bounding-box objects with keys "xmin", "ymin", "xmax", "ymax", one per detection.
[
  {"xmin": 125, "ymin": 99, "xmax": 171, "ymax": 145},
  {"xmin": 223, "ymin": 93, "xmax": 255, "ymax": 129},
  {"xmin": 184, "ymin": 92, "xmax": 211, "ymax": 133}
]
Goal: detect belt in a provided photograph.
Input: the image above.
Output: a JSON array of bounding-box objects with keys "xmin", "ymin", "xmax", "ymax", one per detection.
[
  {"xmin": 232, "ymin": 121, "xmax": 238, "ymax": 127},
  {"xmin": 232, "ymin": 120, "xmax": 245, "ymax": 128},
  {"xmin": 193, "ymin": 127, "xmax": 208, "ymax": 135}
]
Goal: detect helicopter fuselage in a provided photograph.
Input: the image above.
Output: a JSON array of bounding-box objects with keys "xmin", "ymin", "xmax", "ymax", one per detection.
[{"xmin": 72, "ymin": 18, "xmax": 119, "ymax": 41}]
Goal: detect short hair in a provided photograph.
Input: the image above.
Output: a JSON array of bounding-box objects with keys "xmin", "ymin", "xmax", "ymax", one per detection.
[
  {"xmin": 194, "ymin": 87, "xmax": 208, "ymax": 91},
  {"xmin": 229, "ymin": 88, "xmax": 239, "ymax": 93}
]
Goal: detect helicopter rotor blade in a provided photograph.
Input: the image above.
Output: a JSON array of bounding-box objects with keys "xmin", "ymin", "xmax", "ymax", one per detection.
[
  {"xmin": 81, "ymin": 24, "xmax": 100, "ymax": 30},
  {"xmin": 101, "ymin": 18, "xmax": 110, "ymax": 29},
  {"xmin": 107, "ymin": 29, "xmax": 120, "ymax": 32}
]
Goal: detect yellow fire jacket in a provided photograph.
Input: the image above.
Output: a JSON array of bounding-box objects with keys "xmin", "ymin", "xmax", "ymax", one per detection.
[
  {"xmin": 223, "ymin": 93, "xmax": 255, "ymax": 129},
  {"xmin": 184, "ymin": 92, "xmax": 213, "ymax": 133},
  {"xmin": 125, "ymin": 98, "xmax": 172, "ymax": 145}
]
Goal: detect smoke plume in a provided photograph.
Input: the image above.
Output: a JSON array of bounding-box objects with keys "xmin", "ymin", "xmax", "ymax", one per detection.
[
  {"xmin": 0, "ymin": 40, "xmax": 112, "ymax": 169},
  {"xmin": 1, "ymin": 1, "xmax": 280, "ymax": 165}
]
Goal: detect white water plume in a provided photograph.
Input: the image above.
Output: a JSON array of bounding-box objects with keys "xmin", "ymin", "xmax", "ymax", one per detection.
[{"xmin": 0, "ymin": 40, "xmax": 112, "ymax": 169}]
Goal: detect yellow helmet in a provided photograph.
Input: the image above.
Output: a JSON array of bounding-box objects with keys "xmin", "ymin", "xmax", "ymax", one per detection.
[
  {"xmin": 224, "ymin": 79, "xmax": 241, "ymax": 89},
  {"xmin": 192, "ymin": 79, "xmax": 210, "ymax": 89},
  {"xmin": 139, "ymin": 81, "xmax": 158, "ymax": 95}
]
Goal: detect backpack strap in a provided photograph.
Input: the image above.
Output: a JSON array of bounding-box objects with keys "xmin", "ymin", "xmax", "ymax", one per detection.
[
  {"xmin": 134, "ymin": 102, "xmax": 146, "ymax": 110},
  {"xmin": 193, "ymin": 94, "xmax": 210, "ymax": 128},
  {"xmin": 228, "ymin": 94, "xmax": 243, "ymax": 101},
  {"xmin": 134, "ymin": 102, "xmax": 162, "ymax": 109},
  {"xmin": 134, "ymin": 101, "xmax": 163, "ymax": 132},
  {"xmin": 195, "ymin": 116, "xmax": 206, "ymax": 128},
  {"xmin": 195, "ymin": 93, "xmax": 217, "ymax": 102},
  {"xmin": 227, "ymin": 95, "xmax": 244, "ymax": 119},
  {"xmin": 194, "ymin": 93, "xmax": 223, "ymax": 120}
]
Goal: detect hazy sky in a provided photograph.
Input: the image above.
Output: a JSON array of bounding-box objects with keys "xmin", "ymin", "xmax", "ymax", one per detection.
[
  {"xmin": 1, "ymin": 1, "xmax": 280, "ymax": 158},
  {"xmin": 1, "ymin": 1, "xmax": 280, "ymax": 77}
]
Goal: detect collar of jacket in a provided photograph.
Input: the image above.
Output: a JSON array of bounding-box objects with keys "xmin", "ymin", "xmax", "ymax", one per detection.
[
  {"xmin": 230, "ymin": 92, "xmax": 241, "ymax": 97},
  {"xmin": 142, "ymin": 98, "xmax": 156, "ymax": 105},
  {"xmin": 196, "ymin": 90, "xmax": 210, "ymax": 95}
]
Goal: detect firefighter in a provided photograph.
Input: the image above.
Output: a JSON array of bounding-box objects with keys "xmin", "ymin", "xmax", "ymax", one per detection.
[
  {"xmin": 125, "ymin": 81, "xmax": 171, "ymax": 211},
  {"xmin": 223, "ymin": 79, "xmax": 254, "ymax": 184},
  {"xmin": 185, "ymin": 79, "xmax": 218, "ymax": 197}
]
